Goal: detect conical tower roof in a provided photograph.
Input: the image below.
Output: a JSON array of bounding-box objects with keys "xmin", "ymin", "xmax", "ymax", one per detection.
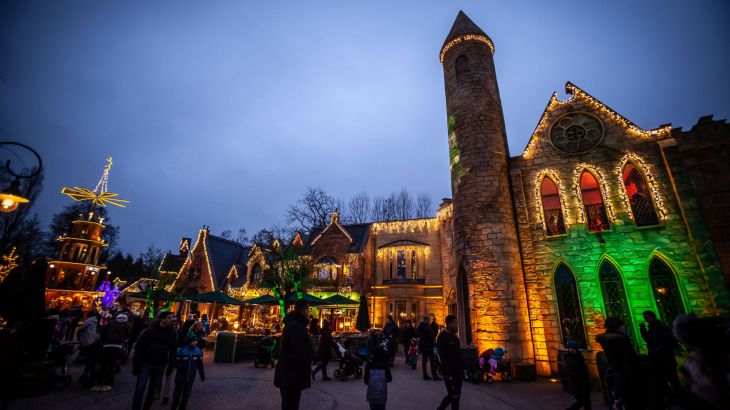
[{"xmin": 442, "ymin": 11, "xmax": 487, "ymax": 49}]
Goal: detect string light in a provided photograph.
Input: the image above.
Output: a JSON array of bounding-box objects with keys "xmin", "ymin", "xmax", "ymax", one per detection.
[
  {"xmin": 310, "ymin": 211, "xmax": 353, "ymax": 245},
  {"xmin": 440, "ymin": 34, "xmax": 495, "ymax": 63},
  {"xmin": 171, "ymin": 228, "xmax": 216, "ymax": 292},
  {"xmin": 0, "ymin": 247, "xmax": 18, "ymax": 283},
  {"xmin": 437, "ymin": 203, "xmax": 453, "ymax": 222},
  {"xmin": 534, "ymin": 169, "xmax": 569, "ymax": 229},
  {"xmin": 61, "ymin": 157, "xmax": 130, "ymax": 208},
  {"xmin": 376, "ymin": 245, "xmax": 430, "ymax": 258},
  {"xmin": 372, "ymin": 218, "xmax": 439, "ymax": 234},
  {"xmin": 522, "ymin": 83, "xmax": 672, "ymax": 159},
  {"xmin": 573, "ymin": 163, "xmax": 617, "ymax": 224},
  {"xmin": 615, "ymin": 152, "xmax": 668, "ymax": 221}
]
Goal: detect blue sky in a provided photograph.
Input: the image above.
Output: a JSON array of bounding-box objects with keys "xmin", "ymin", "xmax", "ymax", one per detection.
[{"xmin": 2, "ymin": 0, "xmax": 729, "ymax": 255}]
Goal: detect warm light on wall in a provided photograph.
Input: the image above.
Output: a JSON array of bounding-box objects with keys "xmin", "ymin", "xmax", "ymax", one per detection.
[
  {"xmin": 534, "ymin": 169, "xmax": 570, "ymax": 228},
  {"xmin": 437, "ymin": 203, "xmax": 453, "ymax": 222},
  {"xmin": 615, "ymin": 153, "xmax": 668, "ymax": 221},
  {"xmin": 439, "ymin": 34, "xmax": 495, "ymax": 63},
  {"xmin": 376, "ymin": 245, "xmax": 431, "ymax": 258}
]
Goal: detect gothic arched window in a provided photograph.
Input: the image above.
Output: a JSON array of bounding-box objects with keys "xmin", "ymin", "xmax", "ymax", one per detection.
[
  {"xmin": 580, "ymin": 171, "xmax": 609, "ymax": 232},
  {"xmin": 649, "ymin": 257, "xmax": 685, "ymax": 324},
  {"xmin": 541, "ymin": 177, "xmax": 566, "ymax": 236},
  {"xmin": 599, "ymin": 260, "xmax": 635, "ymax": 343},
  {"xmin": 554, "ymin": 263, "xmax": 587, "ymax": 348},
  {"xmin": 622, "ymin": 163, "xmax": 659, "ymax": 226}
]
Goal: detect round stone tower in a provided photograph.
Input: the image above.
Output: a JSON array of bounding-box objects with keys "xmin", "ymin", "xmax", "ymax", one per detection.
[{"xmin": 440, "ymin": 11, "xmax": 533, "ymax": 360}]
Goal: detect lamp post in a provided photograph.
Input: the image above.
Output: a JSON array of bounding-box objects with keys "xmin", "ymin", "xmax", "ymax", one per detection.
[{"xmin": 0, "ymin": 142, "xmax": 43, "ymax": 213}]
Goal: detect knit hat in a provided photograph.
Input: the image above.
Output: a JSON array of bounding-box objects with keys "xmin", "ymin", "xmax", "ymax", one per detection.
[
  {"xmin": 604, "ymin": 316, "xmax": 625, "ymax": 330},
  {"xmin": 115, "ymin": 314, "xmax": 128, "ymax": 323},
  {"xmin": 186, "ymin": 332, "xmax": 198, "ymax": 343},
  {"xmin": 566, "ymin": 340, "xmax": 578, "ymax": 350}
]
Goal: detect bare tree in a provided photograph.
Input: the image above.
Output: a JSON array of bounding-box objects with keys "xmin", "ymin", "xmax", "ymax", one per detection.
[
  {"xmin": 236, "ymin": 228, "xmax": 249, "ymax": 246},
  {"xmin": 415, "ymin": 193, "xmax": 433, "ymax": 218},
  {"xmin": 393, "ymin": 188, "xmax": 414, "ymax": 220},
  {"xmin": 371, "ymin": 195, "xmax": 396, "ymax": 222},
  {"xmin": 286, "ymin": 186, "xmax": 339, "ymax": 232},
  {"xmin": 220, "ymin": 229, "xmax": 233, "ymax": 239},
  {"xmin": 347, "ymin": 192, "xmax": 371, "ymax": 224}
]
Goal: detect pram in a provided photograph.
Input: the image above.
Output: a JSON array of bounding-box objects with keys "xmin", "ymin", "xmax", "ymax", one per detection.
[
  {"xmin": 45, "ymin": 341, "xmax": 80, "ymax": 387},
  {"xmin": 478, "ymin": 348, "xmax": 513, "ymax": 384},
  {"xmin": 333, "ymin": 341, "xmax": 363, "ymax": 381},
  {"xmin": 254, "ymin": 336, "xmax": 278, "ymax": 368}
]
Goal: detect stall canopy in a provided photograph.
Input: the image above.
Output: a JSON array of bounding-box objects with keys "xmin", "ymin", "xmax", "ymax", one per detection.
[
  {"xmin": 322, "ymin": 294, "xmax": 358, "ymax": 306},
  {"xmin": 243, "ymin": 294, "xmax": 279, "ymax": 305},
  {"xmin": 187, "ymin": 291, "xmax": 245, "ymax": 306},
  {"xmin": 125, "ymin": 290, "xmax": 179, "ymax": 301},
  {"xmin": 287, "ymin": 292, "xmax": 327, "ymax": 305}
]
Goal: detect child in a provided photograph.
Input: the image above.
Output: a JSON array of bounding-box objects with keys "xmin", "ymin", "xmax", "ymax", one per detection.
[
  {"xmin": 364, "ymin": 341, "xmax": 392, "ymax": 410},
  {"xmin": 558, "ymin": 340, "xmax": 591, "ymax": 410},
  {"xmin": 407, "ymin": 338, "xmax": 419, "ymax": 369},
  {"xmin": 489, "ymin": 347, "xmax": 506, "ymax": 375},
  {"xmin": 172, "ymin": 332, "xmax": 205, "ymax": 410}
]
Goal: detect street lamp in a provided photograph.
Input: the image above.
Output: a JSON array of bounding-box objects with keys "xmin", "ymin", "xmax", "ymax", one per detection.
[{"xmin": 0, "ymin": 142, "xmax": 43, "ymax": 213}]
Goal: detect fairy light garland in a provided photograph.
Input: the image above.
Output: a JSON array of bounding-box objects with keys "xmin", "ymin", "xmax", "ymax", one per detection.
[
  {"xmin": 573, "ymin": 163, "xmax": 616, "ymax": 224},
  {"xmin": 534, "ymin": 169, "xmax": 570, "ymax": 229},
  {"xmin": 376, "ymin": 244, "xmax": 431, "ymax": 258},
  {"xmin": 170, "ymin": 228, "xmax": 216, "ymax": 292},
  {"xmin": 437, "ymin": 203, "xmax": 453, "ymax": 222},
  {"xmin": 440, "ymin": 34, "xmax": 494, "ymax": 63},
  {"xmin": 372, "ymin": 218, "xmax": 439, "ymax": 234},
  {"xmin": 615, "ymin": 153, "xmax": 668, "ymax": 221},
  {"xmin": 311, "ymin": 211, "xmax": 353, "ymax": 245},
  {"xmin": 522, "ymin": 93, "xmax": 574, "ymax": 158}
]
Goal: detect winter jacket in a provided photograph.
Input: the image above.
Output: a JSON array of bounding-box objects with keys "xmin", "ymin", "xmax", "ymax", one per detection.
[
  {"xmin": 430, "ymin": 322, "xmax": 439, "ymax": 343},
  {"xmin": 274, "ymin": 311, "xmax": 312, "ymax": 390},
  {"xmin": 133, "ymin": 322, "xmax": 177, "ymax": 371},
  {"xmin": 437, "ymin": 329, "xmax": 463, "ymax": 378},
  {"xmin": 317, "ymin": 326, "xmax": 334, "ymax": 361},
  {"xmin": 558, "ymin": 350, "xmax": 590, "ymax": 395},
  {"xmin": 101, "ymin": 318, "xmax": 129, "ymax": 348},
  {"xmin": 77, "ymin": 316, "xmax": 98, "ymax": 347},
  {"xmin": 596, "ymin": 330, "xmax": 640, "ymax": 373},
  {"xmin": 383, "ymin": 322, "xmax": 399, "ymax": 342},
  {"xmin": 400, "ymin": 325, "xmax": 415, "ymax": 346},
  {"xmin": 364, "ymin": 360, "xmax": 392, "ymax": 405},
  {"xmin": 416, "ymin": 321, "xmax": 434, "ymax": 350},
  {"xmin": 174, "ymin": 345, "xmax": 205, "ymax": 383},
  {"xmin": 640, "ymin": 320, "xmax": 677, "ymax": 360}
]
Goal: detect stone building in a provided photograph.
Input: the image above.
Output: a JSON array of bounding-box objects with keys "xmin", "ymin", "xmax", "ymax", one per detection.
[{"xmin": 436, "ymin": 11, "xmax": 730, "ymax": 376}]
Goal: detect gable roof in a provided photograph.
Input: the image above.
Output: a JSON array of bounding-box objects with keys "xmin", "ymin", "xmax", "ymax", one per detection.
[
  {"xmin": 159, "ymin": 252, "xmax": 186, "ymax": 273},
  {"xmin": 304, "ymin": 222, "xmax": 372, "ymax": 254},
  {"xmin": 205, "ymin": 234, "xmax": 251, "ymax": 290},
  {"xmin": 520, "ymin": 82, "xmax": 673, "ymax": 159}
]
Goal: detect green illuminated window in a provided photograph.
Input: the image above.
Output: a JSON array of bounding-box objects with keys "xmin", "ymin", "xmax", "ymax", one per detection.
[
  {"xmin": 554, "ymin": 263, "xmax": 587, "ymax": 349},
  {"xmin": 599, "ymin": 260, "xmax": 635, "ymax": 344},
  {"xmin": 649, "ymin": 257, "xmax": 685, "ymax": 324}
]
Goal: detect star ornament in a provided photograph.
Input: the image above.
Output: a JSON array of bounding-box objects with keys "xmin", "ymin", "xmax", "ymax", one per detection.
[{"xmin": 61, "ymin": 186, "xmax": 130, "ymax": 208}]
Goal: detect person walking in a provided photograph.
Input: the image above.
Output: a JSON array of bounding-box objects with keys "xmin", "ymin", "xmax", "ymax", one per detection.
[
  {"xmin": 417, "ymin": 315, "xmax": 440, "ymax": 381},
  {"xmin": 311, "ymin": 319, "xmax": 334, "ymax": 381},
  {"xmin": 308, "ymin": 315, "xmax": 320, "ymax": 336},
  {"xmin": 400, "ymin": 320, "xmax": 415, "ymax": 365},
  {"xmin": 382, "ymin": 316, "xmax": 399, "ymax": 367},
  {"xmin": 436, "ymin": 315, "xmax": 463, "ymax": 410},
  {"xmin": 93, "ymin": 312, "xmax": 129, "ymax": 392},
  {"xmin": 364, "ymin": 338, "xmax": 392, "ymax": 410},
  {"xmin": 161, "ymin": 317, "xmax": 180, "ymax": 404},
  {"xmin": 171, "ymin": 333, "xmax": 205, "ymax": 410},
  {"xmin": 132, "ymin": 310, "xmax": 178, "ymax": 410},
  {"xmin": 558, "ymin": 340, "xmax": 592, "ymax": 410},
  {"xmin": 596, "ymin": 317, "xmax": 647, "ymax": 410},
  {"xmin": 274, "ymin": 300, "xmax": 313, "ymax": 410},
  {"xmin": 77, "ymin": 310, "xmax": 100, "ymax": 387},
  {"xmin": 640, "ymin": 310, "xmax": 680, "ymax": 408}
]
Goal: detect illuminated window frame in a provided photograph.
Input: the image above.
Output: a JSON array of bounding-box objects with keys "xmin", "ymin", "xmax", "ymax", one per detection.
[
  {"xmin": 534, "ymin": 169, "xmax": 569, "ymax": 233},
  {"xmin": 573, "ymin": 163, "xmax": 616, "ymax": 225},
  {"xmin": 615, "ymin": 153, "xmax": 667, "ymax": 222}
]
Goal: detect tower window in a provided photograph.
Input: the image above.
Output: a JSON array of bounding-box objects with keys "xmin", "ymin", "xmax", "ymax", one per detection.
[
  {"xmin": 622, "ymin": 163, "xmax": 659, "ymax": 226},
  {"xmin": 599, "ymin": 260, "xmax": 635, "ymax": 344},
  {"xmin": 554, "ymin": 263, "xmax": 586, "ymax": 349},
  {"xmin": 454, "ymin": 55, "xmax": 468, "ymax": 81},
  {"xmin": 540, "ymin": 177, "xmax": 566, "ymax": 236},
  {"xmin": 649, "ymin": 257, "xmax": 684, "ymax": 324},
  {"xmin": 580, "ymin": 171, "xmax": 609, "ymax": 232}
]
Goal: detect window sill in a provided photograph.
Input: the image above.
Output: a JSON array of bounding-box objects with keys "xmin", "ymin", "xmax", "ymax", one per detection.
[{"xmin": 382, "ymin": 279, "xmax": 425, "ymax": 285}]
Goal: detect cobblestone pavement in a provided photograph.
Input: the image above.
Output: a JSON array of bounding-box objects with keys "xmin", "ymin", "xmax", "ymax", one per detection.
[{"xmin": 12, "ymin": 353, "xmax": 607, "ymax": 409}]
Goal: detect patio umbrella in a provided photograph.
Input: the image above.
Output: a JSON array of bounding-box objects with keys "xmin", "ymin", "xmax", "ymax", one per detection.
[
  {"xmin": 243, "ymin": 294, "xmax": 279, "ymax": 305},
  {"xmin": 355, "ymin": 294, "xmax": 371, "ymax": 332},
  {"xmin": 287, "ymin": 292, "xmax": 327, "ymax": 305},
  {"xmin": 187, "ymin": 291, "xmax": 245, "ymax": 305},
  {"xmin": 125, "ymin": 290, "xmax": 179, "ymax": 301},
  {"xmin": 322, "ymin": 294, "xmax": 358, "ymax": 306}
]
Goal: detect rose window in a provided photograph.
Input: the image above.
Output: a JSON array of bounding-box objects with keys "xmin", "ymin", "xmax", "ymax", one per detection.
[{"xmin": 550, "ymin": 113, "xmax": 604, "ymax": 154}]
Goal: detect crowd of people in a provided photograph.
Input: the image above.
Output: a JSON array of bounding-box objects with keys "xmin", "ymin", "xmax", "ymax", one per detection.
[{"xmin": 37, "ymin": 303, "xmax": 730, "ymax": 410}]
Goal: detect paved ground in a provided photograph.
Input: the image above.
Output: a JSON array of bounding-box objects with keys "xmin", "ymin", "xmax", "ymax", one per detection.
[{"xmin": 12, "ymin": 352, "xmax": 607, "ymax": 409}]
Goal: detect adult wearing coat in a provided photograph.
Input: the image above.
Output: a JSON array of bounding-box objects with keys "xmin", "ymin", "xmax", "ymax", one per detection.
[
  {"xmin": 311, "ymin": 319, "xmax": 334, "ymax": 381},
  {"xmin": 558, "ymin": 340, "xmax": 591, "ymax": 410},
  {"xmin": 274, "ymin": 300, "xmax": 312, "ymax": 410},
  {"xmin": 640, "ymin": 311, "xmax": 680, "ymax": 408},
  {"xmin": 132, "ymin": 311, "xmax": 178, "ymax": 410},
  {"xmin": 400, "ymin": 320, "xmax": 415, "ymax": 365},
  {"xmin": 382, "ymin": 316, "xmax": 399, "ymax": 366},
  {"xmin": 416, "ymin": 315, "xmax": 440, "ymax": 381},
  {"xmin": 596, "ymin": 317, "xmax": 647, "ymax": 410}
]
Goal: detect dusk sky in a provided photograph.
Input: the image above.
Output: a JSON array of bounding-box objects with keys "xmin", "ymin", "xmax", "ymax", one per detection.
[{"xmin": 2, "ymin": 0, "xmax": 729, "ymax": 256}]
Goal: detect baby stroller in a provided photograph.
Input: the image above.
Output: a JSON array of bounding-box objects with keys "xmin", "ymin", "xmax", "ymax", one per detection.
[
  {"xmin": 45, "ymin": 341, "xmax": 80, "ymax": 387},
  {"xmin": 333, "ymin": 341, "xmax": 362, "ymax": 381},
  {"xmin": 254, "ymin": 336, "xmax": 277, "ymax": 368},
  {"xmin": 479, "ymin": 347, "xmax": 513, "ymax": 384}
]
